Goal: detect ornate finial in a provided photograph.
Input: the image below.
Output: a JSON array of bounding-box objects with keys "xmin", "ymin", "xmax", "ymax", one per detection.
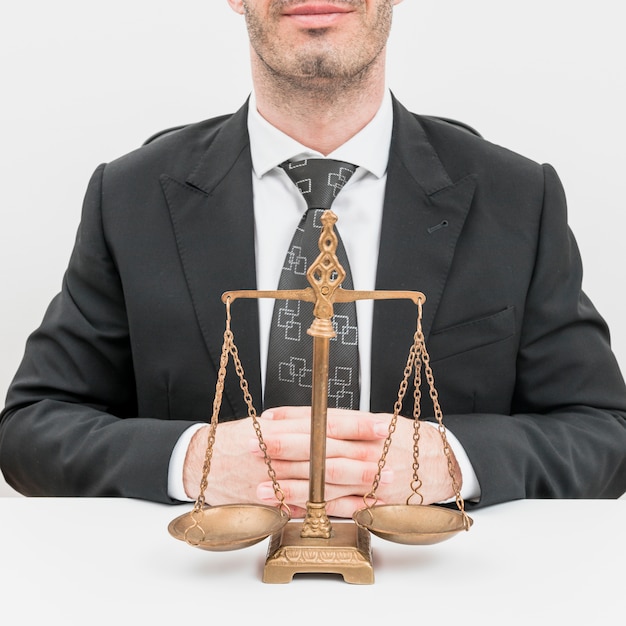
[{"xmin": 306, "ymin": 210, "xmax": 347, "ymax": 323}]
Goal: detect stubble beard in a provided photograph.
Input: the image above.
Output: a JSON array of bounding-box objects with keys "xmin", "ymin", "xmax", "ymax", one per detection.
[{"xmin": 243, "ymin": 0, "xmax": 393, "ymax": 99}]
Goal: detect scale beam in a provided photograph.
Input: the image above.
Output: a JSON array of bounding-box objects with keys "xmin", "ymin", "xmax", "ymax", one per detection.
[{"xmin": 223, "ymin": 212, "xmax": 425, "ymax": 540}]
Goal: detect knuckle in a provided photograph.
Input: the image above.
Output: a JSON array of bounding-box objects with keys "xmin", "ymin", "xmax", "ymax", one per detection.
[{"xmin": 325, "ymin": 460, "xmax": 339, "ymax": 483}]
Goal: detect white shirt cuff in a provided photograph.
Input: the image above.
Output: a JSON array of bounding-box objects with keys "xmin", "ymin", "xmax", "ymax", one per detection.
[{"xmin": 167, "ymin": 423, "xmax": 206, "ymax": 501}]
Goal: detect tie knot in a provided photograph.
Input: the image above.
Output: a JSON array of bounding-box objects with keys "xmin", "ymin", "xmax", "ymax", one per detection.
[{"xmin": 280, "ymin": 158, "xmax": 357, "ymax": 210}]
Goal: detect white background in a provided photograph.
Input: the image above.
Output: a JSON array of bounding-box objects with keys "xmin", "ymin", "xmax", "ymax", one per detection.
[{"xmin": 1, "ymin": 1, "xmax": 625, "ymax": 496}]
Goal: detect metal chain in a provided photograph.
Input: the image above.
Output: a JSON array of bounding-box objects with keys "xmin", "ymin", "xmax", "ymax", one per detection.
[
  {"xmin": 362, "ymin": 299, "xmax": 470, "ymax": 528},
  {"xmin": 420, "ymin": 329, "xmax": 470, "ymax": 528},
  {"xmin": 191, "ymin": 297, "xmax": 288, "ymax": 519},
  {"xmin": 228, "ymin": 333, "xmax": 289, "ymax": 516},
  {"xmin": 191, "ymin": 300, "xmax": 233, "ymax": 516},
  {"xmin": 185, "ymin": 300, "xmax": 233, "ymax": 543},
  {"xmin": 409, "ymin": 344, "xmax": 424, "ymax": 504},
  {"xmin": 362, "ymin": 312, "xmax": 421, "ymax": 507}
]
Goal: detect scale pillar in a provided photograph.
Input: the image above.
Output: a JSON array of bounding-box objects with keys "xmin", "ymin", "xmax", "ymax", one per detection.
[
  {"xmin": 262, "ymin": 311, "xmax": 374, "ymax": 583},
  {"xmin": 300, "ymin": 322, "xmax": 333, "ymax": 539}
]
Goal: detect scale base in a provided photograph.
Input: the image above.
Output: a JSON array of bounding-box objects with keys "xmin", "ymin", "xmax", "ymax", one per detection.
[{"xmin": 263, "ymin": 520, "xmax": 374, "ymax": 584}]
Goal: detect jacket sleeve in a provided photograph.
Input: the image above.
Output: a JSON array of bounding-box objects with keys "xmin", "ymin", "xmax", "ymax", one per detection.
[
  {"xmin": 0, "ymin": 164, "xmax": 198, "ymax": 502},
  {"xmin": 444, "ymin": 164, "xmax": 626, "ymax": 506}
]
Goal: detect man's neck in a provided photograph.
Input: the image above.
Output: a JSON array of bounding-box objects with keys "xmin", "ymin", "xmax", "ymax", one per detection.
[{"xmin": 251, "ymin": 56, "xmax": 387, "ymax": 156}]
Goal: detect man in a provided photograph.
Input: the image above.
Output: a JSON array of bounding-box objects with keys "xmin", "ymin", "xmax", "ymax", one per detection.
[{"xmin": 1, "ymin": 0, "xmax": 625, "ymax": 516}]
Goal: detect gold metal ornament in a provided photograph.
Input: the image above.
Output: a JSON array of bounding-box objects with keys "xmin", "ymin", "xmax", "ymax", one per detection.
[{"xmin": 168, "ymin": 210, "xmax": 472, "ymax": 583}]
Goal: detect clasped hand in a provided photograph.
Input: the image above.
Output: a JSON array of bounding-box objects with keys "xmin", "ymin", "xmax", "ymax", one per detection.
[{"xmin": 183, "ymin": 408, "xmax": 461, "ymax": 518}]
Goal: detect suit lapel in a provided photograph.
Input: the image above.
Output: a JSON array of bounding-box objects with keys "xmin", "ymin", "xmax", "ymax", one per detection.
[
  {"xmin": 161, "ymin": 102, "xmax": 263, "ymax": 416},
  {"xmin": 370, "ymin": 97, "xmax": 477, "ymax": 413},
  {"xmin": 159, "ymin": 97, "xmax": 476, "ymax": 416}
]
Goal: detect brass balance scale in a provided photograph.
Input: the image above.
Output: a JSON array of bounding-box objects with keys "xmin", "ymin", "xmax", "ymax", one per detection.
[{"xmin": 168, "ymin": 210, "xmax": 472, "ymax": 583}]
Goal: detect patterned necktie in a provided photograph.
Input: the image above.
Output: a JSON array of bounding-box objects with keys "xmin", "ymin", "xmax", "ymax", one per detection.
[{"xmin": 264, "ymin": 158, "xmax": 360, "ymax": 410}]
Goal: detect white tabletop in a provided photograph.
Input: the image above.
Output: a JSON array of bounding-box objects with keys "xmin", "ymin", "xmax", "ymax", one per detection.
[{"xmin": 0, "ymin": 497, "xmax": 623, "ymax": 624}]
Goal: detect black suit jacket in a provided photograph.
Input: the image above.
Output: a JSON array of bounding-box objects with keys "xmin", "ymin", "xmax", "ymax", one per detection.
[{"xmin": 2, "ymin": 96, "xmax": 626, "ymax": 505}]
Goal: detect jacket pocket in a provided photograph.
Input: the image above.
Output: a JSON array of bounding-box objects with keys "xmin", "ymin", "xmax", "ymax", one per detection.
[{"xmin": 428, "ymin": 306, "xmax": 516, "ymax": 363}]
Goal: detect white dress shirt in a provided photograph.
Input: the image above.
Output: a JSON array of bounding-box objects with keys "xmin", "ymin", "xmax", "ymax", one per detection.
[{"xmin": 168, "ymin": 91, "xmax": 480, "ymax": 503}]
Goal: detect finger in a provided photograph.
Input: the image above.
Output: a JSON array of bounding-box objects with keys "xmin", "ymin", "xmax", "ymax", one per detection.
[
  {"xmin": 256, "ymin": 474, "xmax": 389, "ymax": 511},
  {"xmin": 248, "ymin": 432, "xmax": 312, "ymax": 460},
  {"xmin": 259, "ymin": 458, "xmax": 310, "ymax": 479},
  {"xmin": 261, "ymin": 406, "xmax": 312, "ymax": 422},
  {"xmin": 326, "ymin": 410, "xmax": 390, "ymax": 441},
  {"xmin": 256, "ymin": 479, "xmax": 311, "ymax": 509},
  {"xmin": 256, "ymin": 477, "xmax": 364, "ymax": 509},
  {"xmin": 256, "ymin": 479, "xmax": 388, "ymax": 520},
  {"xmin": 324, "ymin": 436, "xmax": 387, "ymax": 463},
  {"xmin": 262, "ymin": 406, "xmax": 392, "ymax": 442},
  {"xmin": 325, "ymin": 495, "xmax": 386, "ymax": 519},
  {"xmin": 251, "ymin": 429, "xmax": 389, "ymax": 465},
  {"xmin": 325, "ymin": 457, "xmax": 393, "ymax": 487},
  {"xmin": 260, "ymin": 457, "xmax": 394, "ymax": 486}
]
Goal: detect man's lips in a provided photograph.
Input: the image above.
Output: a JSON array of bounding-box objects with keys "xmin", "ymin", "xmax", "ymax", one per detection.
[
  {"xmin": 284, "ymin": 3, "xmax": 353, "ymax": 15},
  {"xmin": 282, "ymin": 3, "xmax": 355, "ymax": 25}
]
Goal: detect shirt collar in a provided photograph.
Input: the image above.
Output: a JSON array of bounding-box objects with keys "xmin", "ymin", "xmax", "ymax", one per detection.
[{"xmin": 248, "ymin": 89, "xmax": 393, "ymax": 180}]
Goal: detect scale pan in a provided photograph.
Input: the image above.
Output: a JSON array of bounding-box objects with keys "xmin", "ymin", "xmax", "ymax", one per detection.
[
  {"xmin": 353, "ymin": 504, "xmax": 472, "ymax": 545},
  {"xmin": 168, "ymin": 504, "xmax": 289, "ymax": 552}
]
